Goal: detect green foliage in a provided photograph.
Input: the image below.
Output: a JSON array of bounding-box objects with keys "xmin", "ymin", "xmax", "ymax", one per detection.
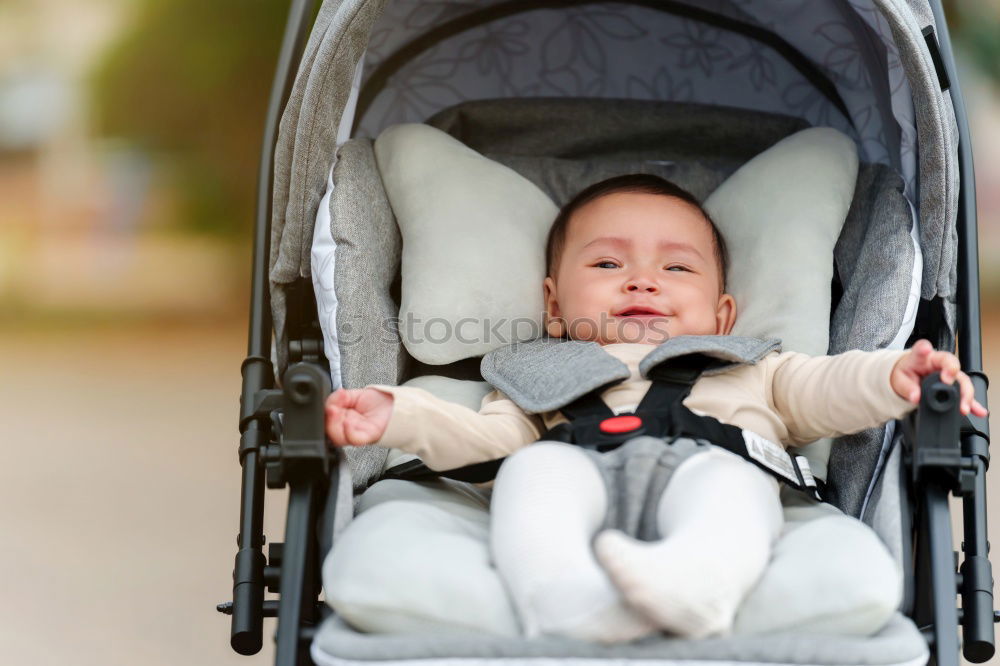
[
  {"xmin": 945, "ymin": 0, "xmax": 1000, "ymax": 87},
  {"xmin": 91, "ymin": 0, "xmax": 289, "ymax": 234},
  {"xmin": 961, "ymin": 19, "xmax": 1000, "ymax": 85}
]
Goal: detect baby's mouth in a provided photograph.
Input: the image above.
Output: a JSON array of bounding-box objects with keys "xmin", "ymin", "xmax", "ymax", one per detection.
[{"xmin": 614, "ymin": 307, "xmax": 668, "ymax": 318}]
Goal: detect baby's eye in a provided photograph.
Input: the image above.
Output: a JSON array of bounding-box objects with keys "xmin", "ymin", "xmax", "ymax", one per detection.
[
  {"xmin": 594, "ymin": 261, "xmax": 620, "ymax": 269},
  {"xmin": 665, "ymin": 265, "xmax": 691, "ymax": 272}
]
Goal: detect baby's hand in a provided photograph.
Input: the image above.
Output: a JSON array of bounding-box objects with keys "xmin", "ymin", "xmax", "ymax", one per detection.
[
  {"xmin": 890, "ymin": 339, "xmax": 987, "ymax": 417},
  {"xmin": 324, "ymin": 388, "xmax": 394, "ymax": 446}
]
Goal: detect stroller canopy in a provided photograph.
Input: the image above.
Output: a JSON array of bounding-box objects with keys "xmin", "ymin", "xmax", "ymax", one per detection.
[{"xmin": 270, "ymin": 0, "xmax": 960, "ymax": 366}]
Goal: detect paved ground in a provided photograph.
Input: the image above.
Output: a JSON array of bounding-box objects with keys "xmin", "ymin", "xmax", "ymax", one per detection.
[
  {"xmin": 2, "ymin": 312, "xmax": 999, "ymax": 665},
  {"xmin": 0, "ymin": 319, "xmax": 284, "ymax": 665}
]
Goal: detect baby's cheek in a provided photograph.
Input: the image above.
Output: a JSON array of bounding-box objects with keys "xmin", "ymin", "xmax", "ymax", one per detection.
[{"xmin": 566, "ymin": 317, "xmax": 601, "ymax": 342}]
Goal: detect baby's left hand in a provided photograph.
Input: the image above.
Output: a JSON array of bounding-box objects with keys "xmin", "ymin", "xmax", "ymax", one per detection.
[{"xmin": 891, "ymin": 339, "xmax": 987, "ymax": 417}]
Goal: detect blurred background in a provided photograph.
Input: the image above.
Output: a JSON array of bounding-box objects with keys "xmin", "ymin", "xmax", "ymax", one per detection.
[{"xmin": 1, "ymin": 0, "xmax": 999, "ymax": 664}]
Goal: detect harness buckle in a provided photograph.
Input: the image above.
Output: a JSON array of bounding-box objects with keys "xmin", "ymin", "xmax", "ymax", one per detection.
[{"xmin": 599, "ymin": 415, "xmax": 644, "ymax": 436}]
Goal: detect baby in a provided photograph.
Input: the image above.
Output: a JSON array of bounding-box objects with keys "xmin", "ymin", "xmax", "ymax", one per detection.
[{"xmin": 325, "ymin": 174, "xmax": 986, "ymax": 643}]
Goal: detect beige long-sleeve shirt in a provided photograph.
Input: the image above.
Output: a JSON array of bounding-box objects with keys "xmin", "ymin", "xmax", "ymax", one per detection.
[{"xmin": 372, "ymin": 343, "xmax": 914, "ymax": 471}]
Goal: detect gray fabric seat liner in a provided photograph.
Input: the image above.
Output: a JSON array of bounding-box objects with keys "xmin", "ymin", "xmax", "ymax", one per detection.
[
  {"xmin": 826, "ymin": 163, "xmax": 916, "ymax": 523},
  {"xmin": 311, "ymin": 612, "xmax": 926, "ymax": 665}
]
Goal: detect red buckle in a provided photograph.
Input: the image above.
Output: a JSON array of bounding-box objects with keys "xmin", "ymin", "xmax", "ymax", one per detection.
[{"xmin": 599, "ymin": 415, "xmax": 643, "ymax": 435}]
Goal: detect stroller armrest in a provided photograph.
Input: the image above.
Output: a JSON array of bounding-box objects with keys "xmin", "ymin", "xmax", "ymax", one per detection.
[
  {"xmin": 901, "ymin": 372, "xmax": 996, "ymax": 664},
  {"xmin": 902, "ymin": 372, "xmax": 970, "ymax": 491},
  {"xmin": 268, "ymin": 361, "xmax": 333, "ymax": 487}
]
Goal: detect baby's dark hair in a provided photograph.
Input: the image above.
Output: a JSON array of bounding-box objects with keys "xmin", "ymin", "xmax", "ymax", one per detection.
[{"xmin": 545, "ymin": 174, "xmax": 729, "ymax": 290}]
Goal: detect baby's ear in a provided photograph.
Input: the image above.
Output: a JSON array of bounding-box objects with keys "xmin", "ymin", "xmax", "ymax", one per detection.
[
  {"xmin": 543, "ymin": 277, "xmax": 565, "ymax": 337},
  {"xmin": 715, "ymin": 293, "xmax": 737, "ymax": 335},
  {"xmin": 543, "ymin": 277, "xmax": 560, "ymax": 318}
]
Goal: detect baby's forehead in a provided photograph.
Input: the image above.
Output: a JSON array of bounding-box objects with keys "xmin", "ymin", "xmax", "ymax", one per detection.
[{"xmin": 566, "ymin": 193, "xmax": 716, "ymax": 246}]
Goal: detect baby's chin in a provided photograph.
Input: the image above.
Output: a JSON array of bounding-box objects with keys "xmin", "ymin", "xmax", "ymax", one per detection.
[
  {"xmin": 593, "ymin": 317, "xmax": 724, "ymax": 345},
  {"xmin": 598, "ymin": 333, "xmax": 672, "ymax": 346},
  {"xmin": 600, "ymin": 317, "xmax": 673, "ymax": 346},
  {"xmin": 559, "ymin": 315, "xmax": 718, "ymax": 345}
]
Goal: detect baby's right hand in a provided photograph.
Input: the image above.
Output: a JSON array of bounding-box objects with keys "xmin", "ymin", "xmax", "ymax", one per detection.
[{"xmin": 324, "ymin": 388, "xmax": 393, "ymax": 446}]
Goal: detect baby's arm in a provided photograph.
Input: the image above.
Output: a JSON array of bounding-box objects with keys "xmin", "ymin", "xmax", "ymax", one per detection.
[
  {"xmin": 324, "ymin": 386, "xmax": 543, "ymax": 470},
  {"xmin": 768, "ymin": 340, "xmax": 985, "ymax": 444}
]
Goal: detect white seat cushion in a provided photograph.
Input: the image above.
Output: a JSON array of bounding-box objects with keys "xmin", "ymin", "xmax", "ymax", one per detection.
[
  {"xmin": 375, "ymin": 124, "xmax": 558, "ymax": 365},
  {"xmin": 325, "ymin": 478, "xmax": 899, "ymax": 638},
  {"xmin": 707, "ymin": 127, "xmax": 858, "ymax": 357}
]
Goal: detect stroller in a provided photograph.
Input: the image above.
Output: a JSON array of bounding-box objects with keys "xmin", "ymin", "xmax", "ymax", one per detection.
[{"xmin": 219, "ymin": 1, "xmax": 995, "ymax": 665}]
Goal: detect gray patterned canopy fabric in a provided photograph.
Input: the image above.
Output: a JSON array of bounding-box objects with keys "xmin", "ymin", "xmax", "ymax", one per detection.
[{"xmin": 358, "ymin": 1, "xmax": 905, "ymax": 170}]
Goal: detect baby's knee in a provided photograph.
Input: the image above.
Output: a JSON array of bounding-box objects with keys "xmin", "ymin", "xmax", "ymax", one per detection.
[
  {"xmin": 493, "ymin": 442, "xmax": 608, "ymax": 520},
  {"xmin": 702, "ymin": 449, "xmax": 781, "ymax": 501},
  {"xmin": 673, "ymin": 447, "xmax": 780, "ymax": 497}
]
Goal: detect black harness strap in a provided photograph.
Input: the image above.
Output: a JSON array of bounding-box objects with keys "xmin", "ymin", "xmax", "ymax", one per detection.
[
  {"xmin": 382, "ymin": 354, "xmax": 822, "ymax": 499},
  {"xmin": 382, "ymin": 456, "xmax": 504, "ymax": 484}
]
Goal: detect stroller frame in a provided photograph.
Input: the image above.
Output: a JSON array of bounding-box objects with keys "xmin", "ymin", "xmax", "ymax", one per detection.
[{"xmin": 217, "ymin": 2, "xmax": 995, "ymax": 665}]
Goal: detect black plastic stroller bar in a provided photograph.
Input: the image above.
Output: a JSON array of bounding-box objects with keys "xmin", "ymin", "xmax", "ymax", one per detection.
[
  {"xmin": 272, "ymin": 363, "xmax": 331, "ymax": 666},
  {"xmin": 231, "ymin": 354, "xmax": 275, "ymax": 654},
  {"xmin": 928, "ymin": 9, "xmax": 984, "ymax": 374},
  {"xmin": 227, "ymin": 0, "xmax": 318, "ymax": 657},
  {"xmin": 231, "ymin": 420, "xmax": 269, "ymax": 655},
  {"xmin": 927, "ymin": 1, "xmax": 995, "ymax": 660},
  {"xmin": 921, "ymin": 482, "xmax": 962, "ymax": 666},
  {"xmin": 275, "ymin": 483, "xmax": 322, "ymax": 666},
  {"xmin": 960, "ymin": 456, "xmax": 995, "ymax": 662},
  {"xmin": 249, "ymin": 0, "xmax": 318, "ymax": 360},
  {"xmin": 907, "ymin": 373, "xmax": 963, "ymax": 666},
  {"xmin": 906, "ymin": 369, "xmax": 994, "ymax": 664}
]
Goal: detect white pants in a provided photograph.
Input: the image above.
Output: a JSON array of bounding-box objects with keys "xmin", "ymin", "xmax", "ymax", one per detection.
[{"xmin": 489, "ymin": 442, "xmax": 783, "ymax": 640}]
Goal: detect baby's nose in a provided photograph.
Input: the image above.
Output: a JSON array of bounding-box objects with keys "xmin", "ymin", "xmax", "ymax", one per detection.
[{"xmin": 625, "ymin": 279, "xmax": 659, "ymax": 293}]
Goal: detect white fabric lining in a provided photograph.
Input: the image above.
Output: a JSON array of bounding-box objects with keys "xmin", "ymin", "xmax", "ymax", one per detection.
[
  {"xmin": 313, "ymin": 165, "xmax": 342, "ymax": 388},
  {"xmin": 316, "ymin": 55, "xmax": 366, "ymax": 388}
]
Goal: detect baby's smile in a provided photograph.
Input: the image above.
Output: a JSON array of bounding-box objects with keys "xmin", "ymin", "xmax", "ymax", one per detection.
[{"xmin": 614, "ymin": 306, "xmax": 669, "ymax": 317}]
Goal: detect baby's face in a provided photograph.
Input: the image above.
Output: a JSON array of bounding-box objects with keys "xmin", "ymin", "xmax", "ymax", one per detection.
[{"xmin": 544, "ymin": 192, "xmax": 736, "ymax": 345}]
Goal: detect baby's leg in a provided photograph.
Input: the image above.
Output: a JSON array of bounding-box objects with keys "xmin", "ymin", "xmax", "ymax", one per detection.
[
  {"xmin": 491, "ymin": 442, "xmax": 654, "ymax": 643},
  {"xmin": 595, "ymin": 447, "xmax": 782, "ymax": 638}
]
